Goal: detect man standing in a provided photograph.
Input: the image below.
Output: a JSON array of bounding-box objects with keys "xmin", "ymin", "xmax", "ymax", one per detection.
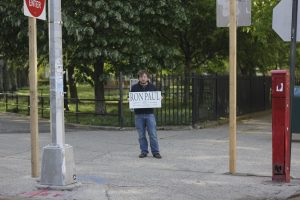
[{"xmin": 131, "ymin": 70, "xmax": 162, "ymax": 159}]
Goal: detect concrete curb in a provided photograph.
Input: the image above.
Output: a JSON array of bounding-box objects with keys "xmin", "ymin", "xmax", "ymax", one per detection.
[{"xmin": 36, "ymin": 182, "xmax": 82, "ymax": 191}]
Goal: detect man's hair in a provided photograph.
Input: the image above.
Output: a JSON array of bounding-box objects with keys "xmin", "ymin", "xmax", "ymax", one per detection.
[{"xmin": 137, "ymin": 70, "xmax": 150, "ymax": 78}]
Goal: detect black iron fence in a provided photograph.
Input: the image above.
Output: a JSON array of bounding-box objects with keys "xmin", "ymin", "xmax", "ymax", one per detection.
[
  {"xmin": 192, "ymin": 75, "xmax": 271, "ymax": 124},
  {"xmin": 0, "ymin": 74, "xmax": 271, "ymax": 127}
]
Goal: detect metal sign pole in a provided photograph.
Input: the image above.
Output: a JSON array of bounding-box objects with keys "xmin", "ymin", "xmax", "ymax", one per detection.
[
  {"xmin": 40, "ymin": 0, "xmax": 76, "ymax": 187},
  {"xmin": 289, "ymin": 0, "xmax": 298, "ymax": 167},
  {"xmin": 48, "ymin": 0, "xmax": 65, "ymax": 146}
]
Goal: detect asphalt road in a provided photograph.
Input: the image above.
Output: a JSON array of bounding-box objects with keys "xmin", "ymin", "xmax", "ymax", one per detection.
[{"xmin": 1, "ymin": 112, "xmax": 300, "ymax": 200}]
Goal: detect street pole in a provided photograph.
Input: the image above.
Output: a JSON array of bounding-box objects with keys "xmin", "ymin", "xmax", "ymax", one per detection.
[
  {"xmin": 229, "ymin": 0, "xmax": 237, "ymax": 174},
  {"xmin": 49, "ymin": 0, "xmax": 65, "ymax": 146},
  {"xmin": 28, "ymin": 17, "xmax": 39, "ymax": 178},
  {"xmin": 289, "ymin": 0, "xmax": 298, "ymax": 167},
  {"xmin": 40, "ymin": 0, "xmax": 76, "ymax": 187}
]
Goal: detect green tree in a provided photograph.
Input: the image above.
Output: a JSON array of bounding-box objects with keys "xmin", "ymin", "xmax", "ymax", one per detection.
[
  {"xmin": 0, "ymin": 1, "xmax": 49, "ymax": 90},
  {"xmin": 0, "ymin": 1, "xmax": 28, "ymax": 90},
  {"xmin": 137, "ymin": 0, "xmax": 228, "ymax": 101},
  {"xmin": 238, "ymin": 0, "xmax": 290, "ymax": 75},
  {"xmin": 63, "ymin": 0, "xmax": 142, "ymax": 113}
]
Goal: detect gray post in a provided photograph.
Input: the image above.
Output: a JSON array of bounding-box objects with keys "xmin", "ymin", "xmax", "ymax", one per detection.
[
  {"xmin": 289, "ymin": 0, "xmax": 298, "ymax": 168},
  {"xmin": 48, "ymin": 0, "xmax": 64, "ymax": 145},
  {"xmin": 40, "ymin": 0, "xmax": 76, "ymax": 187}
]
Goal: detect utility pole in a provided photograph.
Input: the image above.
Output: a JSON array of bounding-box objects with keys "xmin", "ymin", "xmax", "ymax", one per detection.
[
  {"xmin": 229, "ymin": 0, "xmax": 237, "ymax": 174},
  {"xmin": 289, "ymin": 0, "xmax": 298, "ymax": 167},
  {"xmin": 28, "ymin": 17, "xmax": 39, "ymax": 178},
  {"xmin": 40, "ymin": 0, "xmax": 76, "ymax": 186}
]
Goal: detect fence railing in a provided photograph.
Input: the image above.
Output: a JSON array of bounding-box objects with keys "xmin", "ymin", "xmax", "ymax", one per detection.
[
  {"xmin": 0, "ymin": 74, "xmax": 272, "ymax": 128},
  {"xmin": 191, "ymin": 75, "xmax": 271, "ymax": 123}
]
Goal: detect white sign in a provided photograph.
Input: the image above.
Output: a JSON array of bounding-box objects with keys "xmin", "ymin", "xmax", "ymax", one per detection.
[
  {"xmin": 129, "ymin": 91, "xmax": 161, "ymax": 109},
  {"xmin": 23, "ymin": 0, "xmax": 46, "ymax": 20},
  {"xmin": 272, "ymin": 0, "xmax": 300, "ymax": 41},
  {"xmin": 276, "ymin": 83, "xmax": 284, "ymax": 92},
  {"xmin": 216, "ymin": 0, "xmax": 251, "ymax": 27}
]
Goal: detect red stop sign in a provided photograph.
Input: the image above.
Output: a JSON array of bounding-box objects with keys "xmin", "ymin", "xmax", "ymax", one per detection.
[{"xmin": 25, "ymin": 0, "xmax": 46, "ymax": 18}]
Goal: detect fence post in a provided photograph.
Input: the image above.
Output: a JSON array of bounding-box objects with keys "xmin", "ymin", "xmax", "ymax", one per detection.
[
  {"xmin": 27, "ymin": 96, "xmax": 30, "ymax": 115},
  {"xmin": 75, "ymin": 98, "xmax": 79, "ymax": 123},
  {"xmin": 250, "ymin": 76, "xmax": 253, "ymax": 113},
  {"xmin": 16, "ymin": 94, "xmax": 19, "ymax": 113},
  {"xmin": 119, "ymin": 72, "xmax": 124, "ymax": 128},
  {"xmin": 41, "ymin": 96, "xmax": 44, "ymax": 118},
  {"xmin": 160, "ymin": 73, "xmax": 163, "ymax": 126},
  {"xmin": 215, "ymin": 74, "xmax": 218, "ymax": 119},
  {"xmin": 5, "ymin": 93, "xmax": 8, "ymax": 112},
  {"xmin": 191, "ymin": 73, "xmax": 197, "ymax": 127},
  {"xmin": 263, "ymin": 75, "xmax": 267, "ymax": 110}
]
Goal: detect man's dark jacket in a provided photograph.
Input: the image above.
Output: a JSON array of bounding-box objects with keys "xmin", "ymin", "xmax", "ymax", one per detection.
[{"xmin": 130, "ymin": 81, "xmax": 156, "ymax": 114}]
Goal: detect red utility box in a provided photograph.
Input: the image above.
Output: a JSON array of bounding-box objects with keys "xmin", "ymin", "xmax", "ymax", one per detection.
[{"xmin": 272, "ymin": 70, "xmax": 290, "ymax": 182}]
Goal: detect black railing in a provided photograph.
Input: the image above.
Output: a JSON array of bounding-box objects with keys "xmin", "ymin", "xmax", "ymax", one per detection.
[
  {"xmin": 0, "ymin": 74, "xmax": 272, "ymax": 128},
  {"xmin": 192, "ymin": 75, "xmax": 271, "ymax": 123}
]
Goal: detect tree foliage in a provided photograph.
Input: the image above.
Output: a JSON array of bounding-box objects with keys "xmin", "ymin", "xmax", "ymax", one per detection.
[
  {"xmin": 137, "ymin": 0, "xmax": 228, "ymax": 75},
  {"xmin": 0, "ymin": 1, "xmax": 28, "ymax": 65},
  {"xmin": 0, "ymin": 0, "xmax": 295, "ymax": 94},
  {"xmin": 238, "ymin": 0, "xmax": 290, "ymax": 75}
]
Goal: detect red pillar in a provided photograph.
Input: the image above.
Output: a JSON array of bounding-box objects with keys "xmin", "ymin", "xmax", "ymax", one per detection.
[{"xmin": 272, "ymin": 70, "xmax": 290, "ymax": 182}]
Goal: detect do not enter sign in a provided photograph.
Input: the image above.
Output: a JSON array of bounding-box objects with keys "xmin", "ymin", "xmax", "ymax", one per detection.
[{"xmin": 23, "ymin": 0, "xmax": 46, "ymax": 20}]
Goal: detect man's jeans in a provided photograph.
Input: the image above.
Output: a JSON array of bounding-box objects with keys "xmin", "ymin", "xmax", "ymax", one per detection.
[{"xmin": 135, "ymin": 114, "xmax": 160, "ymax": 154}]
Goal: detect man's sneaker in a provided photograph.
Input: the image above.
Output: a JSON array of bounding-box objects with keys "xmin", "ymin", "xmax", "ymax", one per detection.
[
  {"xmin": 153, "ymin": 153, "xmax": 162, "ymax": 159},
  {"xmin": 139, "ymin": 153, "xmax": 148, "ymax": 158}
]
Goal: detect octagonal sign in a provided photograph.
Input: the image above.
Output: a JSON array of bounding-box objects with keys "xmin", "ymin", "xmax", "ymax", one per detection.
[
  {"xmin": 23, "ymin": 0, "xmax": 46, "ymax": 20},
  {"xmin": 272, "ymin": 0, "xmax": 300, "ymax": 41}
]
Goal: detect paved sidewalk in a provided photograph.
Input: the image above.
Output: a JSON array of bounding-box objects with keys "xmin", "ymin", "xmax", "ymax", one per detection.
[{"xmin": 1, "ymin": 112, "xmax": 300, "ymax": 200}]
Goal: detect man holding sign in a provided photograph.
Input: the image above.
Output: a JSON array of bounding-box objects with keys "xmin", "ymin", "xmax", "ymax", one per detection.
[{"xmin": 130, "ymin": 70, "xmax": 162, "ymax": 159}]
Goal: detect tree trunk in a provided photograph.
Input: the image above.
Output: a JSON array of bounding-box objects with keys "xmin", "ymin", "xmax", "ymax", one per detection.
[
  {"xmin": 94, "ymin": 57, "xmax": 106, "ymax": 114},
  {"xmin": 183, "ymin": 59, "xmax": 191, "ymax": 104},
  {"xmin": 67, "ymin": 64, "xmax": 78, "ymax": 101},
  {"xmin": 3, "ymin": 62, "xmax": 11, "ymax": 92},
  {"xmin": 17, "ymin": 68, "xmax": 29, "ymax": 88},
  {"xmin": 9, "ymin": 67, "xmax": 17, "ymax": 91}
]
